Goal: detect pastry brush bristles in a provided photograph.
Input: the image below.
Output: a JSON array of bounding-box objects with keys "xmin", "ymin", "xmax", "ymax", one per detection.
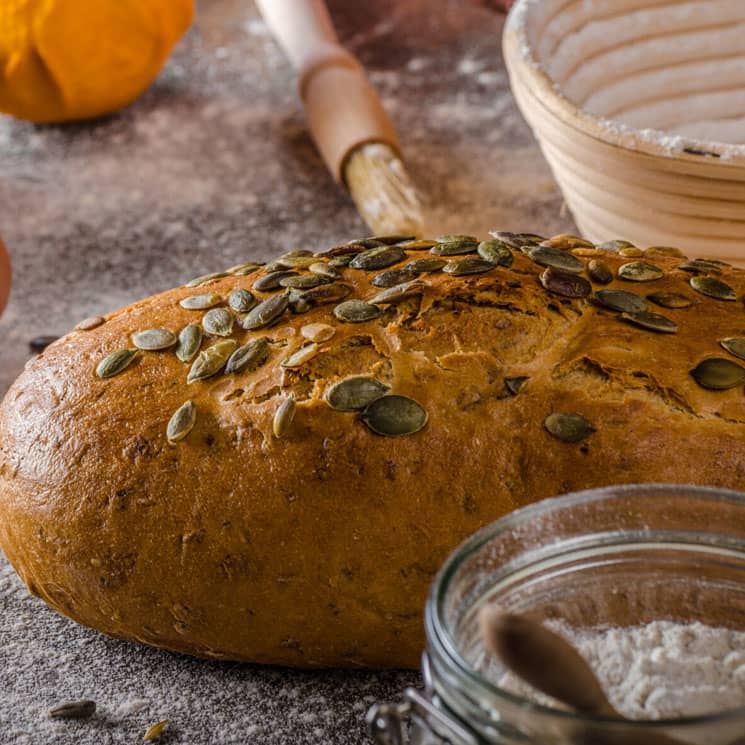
[{"xmin": 344, "ymin": 142, "xmax": 424, "ymax": 237}]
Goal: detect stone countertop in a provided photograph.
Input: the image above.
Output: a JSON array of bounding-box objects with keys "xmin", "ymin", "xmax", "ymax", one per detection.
[{"xmin": 0, "ymin": 1, "xmax": 573, "ymax": 742}]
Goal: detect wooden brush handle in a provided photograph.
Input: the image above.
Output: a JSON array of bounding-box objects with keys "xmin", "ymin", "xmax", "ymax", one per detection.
[
  {"xmin": 254, "ymin": 0, "xmax": 343, "ymax": 72},
  {"xmin": 255, "ymin": 0, "xmax": 401, "ymax": 183}
]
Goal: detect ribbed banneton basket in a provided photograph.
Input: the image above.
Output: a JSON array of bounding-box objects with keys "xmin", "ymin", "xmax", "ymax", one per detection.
[{"xmin": 503, "ymin": 0, "xmax": 745, "ymax": 262}]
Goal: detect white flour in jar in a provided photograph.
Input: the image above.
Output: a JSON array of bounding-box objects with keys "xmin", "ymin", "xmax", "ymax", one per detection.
[{"xmin": 498, "ymin": 620, "xmax": 745, "ymax": 719}]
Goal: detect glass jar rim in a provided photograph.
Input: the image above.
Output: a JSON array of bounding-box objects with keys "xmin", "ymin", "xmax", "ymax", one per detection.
[{"xmin": 425, "ymin": 482, "xmax": 745, "ymax": 729}]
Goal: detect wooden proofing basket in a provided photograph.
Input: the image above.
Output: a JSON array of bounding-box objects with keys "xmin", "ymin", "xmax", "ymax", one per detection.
[{"xmin": 503, "ymin": 0, "xmax": 745, "ymax": 262}]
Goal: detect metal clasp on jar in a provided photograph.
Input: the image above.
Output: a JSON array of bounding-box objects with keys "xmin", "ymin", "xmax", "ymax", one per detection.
[{"xmin": 367, "ymin": 653, "xmax": 480, "ymax": 745}]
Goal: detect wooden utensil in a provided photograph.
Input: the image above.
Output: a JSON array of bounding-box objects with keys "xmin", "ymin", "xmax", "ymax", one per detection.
[
  {"xmin": 255, "ymin": 0, "xmax": 423, "ymax": 236},
  {"xmin": 479, "ymin": 607, "xmax": 690, "ymax": 745}
]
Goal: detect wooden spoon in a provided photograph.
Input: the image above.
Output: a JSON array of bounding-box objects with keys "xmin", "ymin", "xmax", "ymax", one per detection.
[{"xmin": 479, "ymin": 607, "xmax": 690, "ymax": 745}]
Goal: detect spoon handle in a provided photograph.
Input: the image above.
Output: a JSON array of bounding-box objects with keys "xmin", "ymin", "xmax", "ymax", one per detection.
[
  {"xmin": 480, "ymin": 608, "xmax": 690, "ymax": 745},
  {"xmin": 480, "ymin": 607, "xmax": 619, "ymax": 717}
]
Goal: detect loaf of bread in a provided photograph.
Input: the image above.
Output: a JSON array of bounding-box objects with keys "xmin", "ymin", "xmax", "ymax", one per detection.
[{"xmin": 2, "ymin": 233, "xmax": 745, "ymax": 668}]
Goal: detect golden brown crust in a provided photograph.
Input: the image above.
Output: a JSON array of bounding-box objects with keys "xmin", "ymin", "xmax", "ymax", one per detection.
[{"xmin": 2, "ymin": 235, "xmax": 745, "ymax": 668}]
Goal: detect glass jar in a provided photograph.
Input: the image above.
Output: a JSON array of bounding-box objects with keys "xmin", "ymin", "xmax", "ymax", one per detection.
[{"xmin": 368, "ymin": 484, "xmax": 745, "ymax": 745}]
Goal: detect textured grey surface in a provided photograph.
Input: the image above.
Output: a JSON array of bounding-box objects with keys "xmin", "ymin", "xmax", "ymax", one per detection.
[{"xmin": 0, "ymin": 1, "xmax": 573, "ymax": 743}]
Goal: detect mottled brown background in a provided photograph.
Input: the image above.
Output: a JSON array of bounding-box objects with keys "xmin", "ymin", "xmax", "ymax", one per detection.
[{"xmin": 0, "ymin": 1, "xmax": 572, "ymax": 742}]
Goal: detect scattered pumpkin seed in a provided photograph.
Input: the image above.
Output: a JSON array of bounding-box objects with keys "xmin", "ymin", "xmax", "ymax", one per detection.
[
  {"xmin": 644, "ymin": 245, "xmax": 686, "ymax": 259},
  {"xmin": 587, "ymin": 259, "xmax": 613, "ymax": 284},
  {"xmin": 443, "ymin": 257, "xmax": 494, "ymax": 276},
  {"xmin": 287, "ymin": 288, "xmax": 313, "ymax": 314},
  {"xmin": 279, "ymin": 274, "xmax": 327, "ymax": 289},
  {"xmin": 262, "ymin": 260, "xmax": 289, "ymax": 273},
  {"xmin": 167, "ymin": 400, "xmax": 196, "ymax": 443},
  {"xmin": 540, "ymin": 234, "xmax": 594, "ymax": 250},
  {"xmin": 241, "ymin": 293, "xmax": 290, "ymax": 330},
  {"xmin": 187, "ymin": 339, "xmax": 238, "ymax": 383},
  {"xmin": 371, "ymin": 268, "xmax": 416, "ymax": 287},
  {"xmin": 430, "ymin": 239, "xmax": 478, "ymax": 257},
  {"xmin": 202, "ymin": 308, "xmax": 234, "ymax": 337},
  {"xmin": 489, "ymin": 231, "xmax": 544, "ymax": 250},
  {"xmin": 225, "ymin": 337, "xmax": 270, "ymax": 374},
  {"xmin": 690, "ymin": 275, "xmax": 737, "ymax": 301},
  {"xmin": 529, "ymin": 245, "xmax": 585, "ymax": 274},
  {"xmin": 144, "ymin": 720, "xmax": 169, "ymax": 741},
  {"xmin": 618, "ymin": 261, "xmax": 664, "ymax": 282},
  {"xmin": 315, "ymin": 244, "xmax": 366, "ymax": 259},
  {"xmin": 621, "ymin": 310, "xmax": 678, "ymax": 333},
  {"xmin": 368, "ymin": 234, "xmax": 416, "ymax": 245},
  {"xmin": 132, "ymin": 328, "xmax": 177, "ymax": 351},
  {"xmin": 175, "ymin": 324, "xmax": 203, "ymax": 363},
  {"xmin": 436, "ymin": 234, "xmax": 478, "ymax": 243},
  {"xmin": 647, "ymin": 292, "xmax": 693, "ymax": 309},
  {"xmin": 404, "ymin": 257, "xmax": 446, "ymax": 273},
  {"xmin": 301, "ymin": 323, "xmax": 335, "ymax": 342},
  {"xmin": 690, "ymin": 358, "xmax": 745, "ymax": 390},
  {"xmin": 361, "ymin": 395, "xmax": 428, "ymax": 437},
  {"xmin": 544, "ymin": 412, "xmax": 595, "ymax": 443},
  {"xmin": 349, "ymin": 246, "xmax": 406, "ymax": 270},
  {"xmin": 349, "ymin": 238, "xmax": 386, "ymax": 249},
  {"xmin": 504, "ymin": 376, "xmax": 529, "ymax": 396},
  {"xmin": 572, "ymin": 248, "xmax": 602, "ymax": 258},
  {"xmin": 253, "ymin": 270, "xmax": 298, "ymax": 291},
  {"xmin": 720, "ymin": 337, "xmax": 745, "ymax": 361},
  {"xmin": 75, "ymin": 316, "xmax": 105, "ymax": 331},
  {"xmin": 96, "ymin": 349, "xmax": 137, "ymax": 378},
  {"xmin": 273, "ymin": 394, "xmax": 296, "ymax": 438},
  {"xmin": 329, "ymin": 255, "xmax": 353, "ymax": 268},
  {"xmin": 334, "ymin": 299, "xmax": 382, "ymax": 323},
  {"xmin": 185, "ymin": 271, "xmax": 228, "ymax": 288},
  {"xmin": 280, "ymin": 249, "xmax": 314, "ymax": 258},
  {"xmin": 678, "ymin": 259, "xmax": 723, "ymax": 275},
  {"xmin": 619, "ymin": 247, "xmax": 644, "ymax": 258},
  {"xmin": 179, "ymin": 293, "xmax": 222, "ymax": 310},
  {"xmin": 309, "ymin": 262, "xmax": 340, "ymax": 279},
  {"xmin": 596, "ymin": 239, "xmax": 635, "ymax": 251},
  {"xmin": 277, "ymin": 255, "xmax": 317, "ymax": 269},
  {"xmin": 49, "ymin": 701, "xmax": 96, "ymax": 719},
  {"xmin": 594, "ymin": 289, "xmax": 647, "ymax": 313},
  {"xmin": 396, "ymin": 239, "xmax": 438, "ymax": 250},
  {"xmin": 228, "ymin": 288, "xmax": 257, "ymax": 313},
  {"xmin": 326, "ymin": 376, "xmax": 391, "ymax": 411},
  {"xmin": 539, "ymin": 267, "xmax": 591, "ymax": 298},
  {"xmin": 299, "ymin": 282, "xmax": 352, "ymax": 306},
  {"xmin": 477, "ymin": 239, "xmax": 513, "ymax": 267},
  {"xmin": 369, "ymin": 279, "xmax": 424, "ymax": 305},
  {"xmin": 227, "ymin": 262, "xmax": 262, "ymax": 276},
  {"xmin": 29, "ymin": 335, "xmax": 58, "ymax": 353},
  {"xmin": 281, "ymin": 343, "xmax": 319, "ymax": 368}
]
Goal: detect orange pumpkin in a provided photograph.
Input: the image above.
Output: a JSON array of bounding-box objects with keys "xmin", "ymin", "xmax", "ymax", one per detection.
[{"xmin": 0, "ymin": 0, "xmax": 194, "ymax": 123}]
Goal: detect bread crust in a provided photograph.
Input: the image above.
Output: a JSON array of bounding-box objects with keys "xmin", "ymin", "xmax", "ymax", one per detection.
[{"xmin": 1, "ymin": 238, "xmax": 744, "ymax": 668}]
